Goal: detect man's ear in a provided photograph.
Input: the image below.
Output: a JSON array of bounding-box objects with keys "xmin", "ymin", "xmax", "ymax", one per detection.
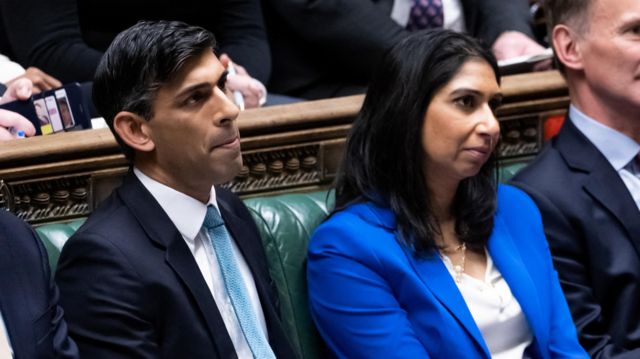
[
  {"xmin": 113, "ymin": 111, "xmax": 155, "ymax": 153},
  {"xmin": 552, "ymin": 24, "xmax": 584, "ymax": 71}
]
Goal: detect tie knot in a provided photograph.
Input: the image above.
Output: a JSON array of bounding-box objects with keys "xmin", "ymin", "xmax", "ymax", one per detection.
[{"xmin": 203, "ymin": 205, "xmax": 225, "ymax": 229}]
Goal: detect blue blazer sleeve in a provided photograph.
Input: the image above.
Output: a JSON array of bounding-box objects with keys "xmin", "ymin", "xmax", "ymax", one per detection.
[{"xmin": 307, "ymin": 210, "xmax": 430, "ymax": 359}]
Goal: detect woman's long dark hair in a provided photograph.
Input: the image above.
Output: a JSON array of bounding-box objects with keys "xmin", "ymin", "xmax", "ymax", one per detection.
[{"xmin": 334, "ymin": 30, "xmax": 500, "ymax": 255}]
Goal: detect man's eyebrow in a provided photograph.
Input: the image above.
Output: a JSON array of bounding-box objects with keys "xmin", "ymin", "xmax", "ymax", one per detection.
[
  {"xmin": 217, "ymin": 70, "xmax": 229, "ymax": 88},
  {"xmin": 175, "ymin": 83, "xmax": 212, "ymax": 99}
]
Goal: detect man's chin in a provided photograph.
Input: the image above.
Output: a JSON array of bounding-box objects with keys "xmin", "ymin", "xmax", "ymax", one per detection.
[{"xmin": 211, "ymin": 158, "xmax": 243, "ymax": 186}]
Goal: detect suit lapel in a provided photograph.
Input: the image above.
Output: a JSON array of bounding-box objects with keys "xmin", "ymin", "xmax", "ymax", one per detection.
[
  {"xmin": 0, "ymin": 233, "xmax": 32, "ymax": 358},
  {"xmin": 487, "ymin": 216, "xmax": 546, "ymax": 355},
  {"xmin": 117, "ymin": 173, "xmax": 236, "ymax": 358},
  {"xmin": 557, "ymin": 119, "xmax": 640, "ymax": 256},
  {"xmin": 408, "ymin": 250, "xmax": 491, "ymax": 358}
]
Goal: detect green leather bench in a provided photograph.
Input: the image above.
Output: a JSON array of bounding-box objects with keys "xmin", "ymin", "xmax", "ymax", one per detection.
[{"xmin": 33, "ymin": 160, "xmax": 528, "ymax": 359}]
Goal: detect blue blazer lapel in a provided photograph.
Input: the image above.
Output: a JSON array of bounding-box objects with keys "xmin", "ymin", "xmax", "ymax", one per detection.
[
  {"xmin": 354, "ymin": 202, "xmax": 491, "ymax": 357},
  {"xmin": 407, "ymin": 248, "xmax": 491, "ymax": 358},
  {"xmin": 488, "ymin": 216, "xmax": 546, "ymax": 355}
]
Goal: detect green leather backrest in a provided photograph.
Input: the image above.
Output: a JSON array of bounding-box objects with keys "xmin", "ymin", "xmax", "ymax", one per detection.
[
  {"xmin": 244, "ymin": 190, "xmax": 334, "ymax": 359},
  {"xmin": 34, "ymin": 219, "xmax": 85, "ymax": 271}
]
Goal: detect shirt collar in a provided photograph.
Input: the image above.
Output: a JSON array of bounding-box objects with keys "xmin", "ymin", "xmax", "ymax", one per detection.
[
  {"xmin": 133, "ymin": 167, "xmax": 218, "ymax": 241},
  {"xmin": 569, "ymin": 104, "xmax": 640, "ymax": 171}
]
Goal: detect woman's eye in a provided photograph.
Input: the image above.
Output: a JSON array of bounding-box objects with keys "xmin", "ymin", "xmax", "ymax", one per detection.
[{"xmin": 454, "ymin": 95, "xmax": 475, "ymax": 109}]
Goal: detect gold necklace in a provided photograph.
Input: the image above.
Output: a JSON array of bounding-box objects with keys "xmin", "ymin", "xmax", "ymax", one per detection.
[{"xmin": 441, "ymin": 242, "xmax": 466, "ymax": 283}]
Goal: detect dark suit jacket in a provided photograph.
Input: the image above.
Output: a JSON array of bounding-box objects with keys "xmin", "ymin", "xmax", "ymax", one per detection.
[
  {"xmin": 511, "ymin": 118, "xmax": 640, "ymax": 358},
  {"xmin": 262, "ymin": 0, "xmax": 534, "ymax": 99},
  {"xmin": 0, "ymin": 0, "xmax": 271, "ymax": 84},
  {"xmin": 55, "ymin": 173, "xmax": 296, "ymax": 358},
  {"xmin": 0, "ymin": 211, "xmax": 78, "ymax": 359}
]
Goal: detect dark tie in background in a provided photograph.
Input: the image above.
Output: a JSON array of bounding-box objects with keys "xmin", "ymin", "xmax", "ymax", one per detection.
[{"xmin": 406, "ymin": 0, "xmax": 444, "ymax": 31}]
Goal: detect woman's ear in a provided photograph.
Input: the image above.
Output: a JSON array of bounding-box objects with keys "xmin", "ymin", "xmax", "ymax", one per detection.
[
  {"xmin": 113, "ymin": 111, "xmax": 155, "ymax": 154},
  {"xmin": 552, "ymin": 24, "xmax": 584, "ymax": 71}
]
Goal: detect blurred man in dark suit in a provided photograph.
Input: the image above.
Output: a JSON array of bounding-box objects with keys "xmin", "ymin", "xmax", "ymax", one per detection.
[
  {"xmin": 263, "ymin": 0, "xmax": 545, "ymax": 99},
  {"xmin": 0, "ymin": 210, "xmax": 78, "ymax": 358}
]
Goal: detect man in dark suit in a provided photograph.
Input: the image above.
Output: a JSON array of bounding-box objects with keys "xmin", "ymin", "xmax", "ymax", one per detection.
[
  {"xmin": 55, "ymin": 20, "xmax": 296, "ymax": 358},
  {"xmin": 511, "ymin": 0, "xmax": 640, "ymax": 357},
  {"xmin": 262, "ymin": 0, "xmax": 545, "ymax": 99},
  {"xmin": 0, "ymin": 210, "xmax": 78, "ymax": 358}
]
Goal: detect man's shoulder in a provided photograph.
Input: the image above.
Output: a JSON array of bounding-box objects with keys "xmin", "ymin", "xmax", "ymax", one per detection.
[
  {"xmin": 77, "ymin": 190, "xmax": 136, "ymax": 234},
  {"xmin": 0, "ymin": 210, "xmax": 32, "ymax": 237},
  {"xmin": 511, "ymin": 140, "xmax": 575, "ymax": 192},
  {"xmin": 0, "ymin": 210, "xmax": 45, "ymax": 267}
]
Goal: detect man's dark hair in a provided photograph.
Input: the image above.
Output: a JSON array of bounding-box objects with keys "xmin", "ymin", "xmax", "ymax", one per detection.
[
  {"xmin": 92, "ymin": 20, "xmax": 216, "ymax": 160},
  {"xmin": 334, "ymin": 29, "xmax": 500, "ymax": 255}
]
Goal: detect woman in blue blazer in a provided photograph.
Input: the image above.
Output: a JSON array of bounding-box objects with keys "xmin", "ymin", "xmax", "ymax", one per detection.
[{"xmin": 307, "ymin": 30, "xmax": 588, "ymax": 359}]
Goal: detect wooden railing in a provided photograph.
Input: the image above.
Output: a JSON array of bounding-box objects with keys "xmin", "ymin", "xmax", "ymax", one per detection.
[{"xmin": 0, "ymin": 70, "xmax": 568, "ymax": 224}]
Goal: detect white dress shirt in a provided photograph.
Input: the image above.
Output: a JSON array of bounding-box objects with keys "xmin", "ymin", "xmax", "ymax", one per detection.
[
  {"xmin": 442, "ymin": 251, "xmax": 533, "ymax": 358},
  {"xmin": 0, "ymin": 312, "xmax": 14, "ymax": 358},
  {"xmin": 391, "ymin": 0, "xmax": 466, "ymax": 32},
  {"xmin": 569, "ymin": 105, "xmax": 640, "ymax": 210},
  {"xmin": 134, "ymin": 168, "xmax": 268, "ymax": 359},
  {"xmin": 0, "ymin": 54, "xmax": 25, "ymax": 84}
]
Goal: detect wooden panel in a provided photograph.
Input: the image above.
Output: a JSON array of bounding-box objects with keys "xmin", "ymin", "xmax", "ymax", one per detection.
[{"xmin": 0, "ymin": 71, "xmax": 568, "ymax": 223}]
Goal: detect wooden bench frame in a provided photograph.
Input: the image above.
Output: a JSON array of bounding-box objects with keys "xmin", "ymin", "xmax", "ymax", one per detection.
[{"xmin": 0, "ymin": 71, "xmax": 568, "ymax": 224}]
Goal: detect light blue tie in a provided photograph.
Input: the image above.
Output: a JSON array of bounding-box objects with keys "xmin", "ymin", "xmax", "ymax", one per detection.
[{"xmin": 203, "ymin": 206, "xmax": 276, "ymax": 359}]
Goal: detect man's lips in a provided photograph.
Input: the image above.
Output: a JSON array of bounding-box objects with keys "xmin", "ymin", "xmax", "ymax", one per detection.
[{"xmin": 214, "ymin": 135, "xmax": 240, "ymax": 149}]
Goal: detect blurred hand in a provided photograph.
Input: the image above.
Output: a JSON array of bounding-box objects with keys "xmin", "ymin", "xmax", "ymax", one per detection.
[
  {"xmin": 219, "ymin": 54, "xmax": 267, "ymax": 109},
  {"xmin": 492, "ymin": 31, "xmax": 552, "ymax": 71},
  {"xmin": 6, "ymin": 67, "xmax": 62, "ymax": 94},
  {"xmin": 1, "ymin": 78, "xmax": 33, "ymax": 103},
  {"xmin": 0, "ymin": 78, "xmax": 36, "ymax": 140}
]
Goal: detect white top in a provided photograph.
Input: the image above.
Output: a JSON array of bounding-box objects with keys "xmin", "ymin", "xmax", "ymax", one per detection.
[
  {"xmin": 442, "ymin": 251, "xmax": 533, "ymax": 358},
  {"xmin": 134, "ymin": 168, "xmax": 267, "ymax": 359},
  {"xmin": 391, "ymin": 0, "xmax": 466, "ymax": 32},
  {"xmin": 0, "ymin": 312, "xmax": 13, "ymax": 358},
  {"xmin": 0, "ymin": 54, "xmax": 25, "ymax": 84},
  {"xmin": 569, "ymin": 105, "xmax": 640, "ymax": 210}
]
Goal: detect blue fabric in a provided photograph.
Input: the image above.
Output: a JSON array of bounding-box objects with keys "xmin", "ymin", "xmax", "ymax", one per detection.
[
  {"xmin": 204, "ymin": 206, "xmax": 276, "ymax": 359},
  {"xmin": 307, "ymin": 184, "xmax": 588, "ymax": 359}
]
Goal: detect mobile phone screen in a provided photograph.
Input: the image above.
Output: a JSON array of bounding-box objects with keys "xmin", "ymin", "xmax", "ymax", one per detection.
[
  {"xmin": 44, "ymin": 95, "xmax": 64, "ymax": 132},
  {"xmin": 33, "ymin": 98, "xmax": 53, "ymax": 134},
  {"xmin": 55, "ymin": 89, "xmax": 76, "ymax": 129}
]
